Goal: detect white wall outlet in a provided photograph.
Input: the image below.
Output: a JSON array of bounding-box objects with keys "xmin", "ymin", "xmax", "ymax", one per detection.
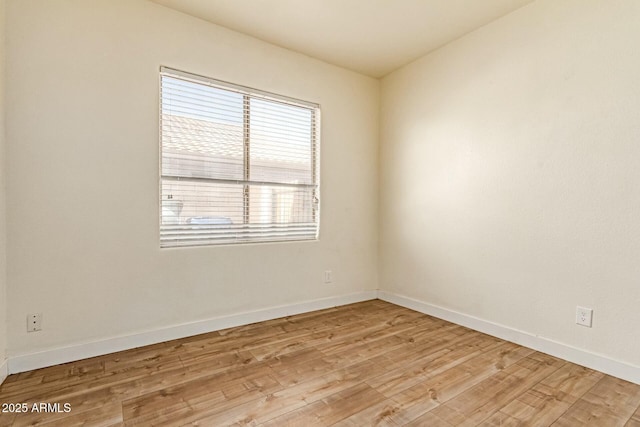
[
  {"xmin": 576, "ymin": 306, "xmax": 593, "ymax": 327},
  {"xmin": 324, "ymin": 270, "xmax": 332, "ymax": 284},
  {"xmin": 27, "ymin": 313, "xmax": 42, "ymax": 332}
]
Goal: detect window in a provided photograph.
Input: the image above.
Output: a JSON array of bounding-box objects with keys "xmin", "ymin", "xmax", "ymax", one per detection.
[{"xmin": 159, "ymin": 68, "xmax": 320, "ymax": 247}]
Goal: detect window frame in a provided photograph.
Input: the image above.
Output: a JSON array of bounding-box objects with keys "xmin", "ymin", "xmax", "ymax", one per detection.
[{"xmin": 159, "ymin": 67, "xmax": 321, "ymax": 248}]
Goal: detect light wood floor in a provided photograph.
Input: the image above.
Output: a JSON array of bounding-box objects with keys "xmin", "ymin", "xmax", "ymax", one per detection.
[{"xmin": 1, "ymin": 300, "xmax": 639, "ymax": 426}]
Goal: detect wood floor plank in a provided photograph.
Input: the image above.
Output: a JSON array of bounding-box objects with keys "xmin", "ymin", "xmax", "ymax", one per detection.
[
  {"xmin": 38, "ymin": 402, "xmax": 123, "ymax": 427},
  {"xmin": 551, "ymin": 376, "xmax": 640, "ymax": 426},
  {"xmin": 1, "ymin": 300, "xmax": 638, "ymax": 427},
  {"xmin": 430, "ymin": 352, "xmax": 566, "ymax": 426},
  {"xmin": 626, "ymin": 405, "xmax": 640, "ymax": 427},
  {"xmin": 378, "ymin": 341, "xmax": 534, "ymax": 424},
  {"xmin": 9, "ymin": 386, "xmax": 123, "ymax": 427},
  {"xmin": 0, "ymin": 413, "xmax": 16, "ymax": 427},
  {"xmin": 120, "ymin": 356, "xmax": 283, "ymax": 421},
  {"xmin": 476, "ymin": 411, "xmax": 523, "ymax": 427},
  {"xmin": 403, "ymin": 411, "xmax": 456, "ymax": 427},
  {"xmin": 366, "ymin": 331, "xmax": 502, "ymax": 398},
  {"xmin": 258, "ymin": 383, "xmax": 386, "ymax": 427},
  {"xmin": 215, "ymin": 360, "xmax": 381, "ymax": 426},
  {"xmin": 335, "ymin": 340, "xmax": 528, "ymax": 426},
  {"xmin": 330, "ymin": 398, "xmax": 405, "ymax": 427},
  {"xmin": 483, "ymin": 363, "xmax": 604, "ymax": 426},
  {"xmin": 121, "ymin": 372, "xmax": 280, "ymax": 421}
]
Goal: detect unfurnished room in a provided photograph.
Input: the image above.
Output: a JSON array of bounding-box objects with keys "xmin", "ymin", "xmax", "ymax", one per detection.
[{"xmin": 0, "ymin": 0, "xmax": 639, "ymax": 425}]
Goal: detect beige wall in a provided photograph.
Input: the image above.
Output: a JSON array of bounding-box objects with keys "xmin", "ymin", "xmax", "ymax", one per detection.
[
  {"xmin": 0, "ymin": 0, "xmax": 7, "ymax": 368},
  {"xmin": 380, "ymin": 0, "xmax": 640, "ymax": 366},
  {"xmin": 5, "ymin": 0, "xmax": 379, "ymax": 357}
]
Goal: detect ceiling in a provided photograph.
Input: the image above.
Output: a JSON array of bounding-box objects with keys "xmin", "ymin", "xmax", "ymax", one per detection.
[{"xmin": 151, "ymin": 0, "xmax": 535, "ymax": 78}]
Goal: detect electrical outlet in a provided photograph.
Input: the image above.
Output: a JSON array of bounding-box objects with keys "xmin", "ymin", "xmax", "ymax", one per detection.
[
  {"xmin": 576, "ymin": 306, "xmax": 593, "ymax": 327},
  {"xmin": 27, "ymin": 313, "xmax": 42, "ymax": 332},
  {"xmin": 324, "ymin": 270, "xmax": 332, "ymax": 284}
]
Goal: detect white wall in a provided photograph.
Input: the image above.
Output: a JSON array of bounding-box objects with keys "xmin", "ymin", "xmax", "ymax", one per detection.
[
  {"xmin": 380, "ymin": 0, "xmax": 640, "ymax": 367},
  {"xmin": 5, "ymin": 0, "xmax": 379, "ymax": 358},
  {"xmin": 0, "ymin": 0, "xmax": 7, "ymax": 376}
]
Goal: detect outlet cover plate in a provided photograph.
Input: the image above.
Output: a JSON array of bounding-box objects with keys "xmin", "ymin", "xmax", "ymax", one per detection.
[
  {"xmin": 576, "ymin": 306, "xmax": 593, "ymax": 327},
  {"xmin": 324, "ymin": 270, "xmax": 332, "ymax": 283},
  {"xmin": 27, "ymin": 313, "xmax": 42, "ymax": 332}
]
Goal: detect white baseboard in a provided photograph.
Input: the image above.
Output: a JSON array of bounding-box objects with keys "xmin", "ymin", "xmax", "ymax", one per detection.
[
  {"xmin": 8, "ymin": 290, "xmax": 378, "ymax": 374},
  {"xmin": 378, "ymin": 291, "xmax": 640, "ymax": 386},
  {"xmin": 0, "ymin": 358, "xmax": 7, "ymax": 385}
]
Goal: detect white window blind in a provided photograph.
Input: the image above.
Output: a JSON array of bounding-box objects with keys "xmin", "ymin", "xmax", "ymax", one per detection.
[{"xmin": 159, "ymin": 67, "xmax": 320, "ymax": 247}]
